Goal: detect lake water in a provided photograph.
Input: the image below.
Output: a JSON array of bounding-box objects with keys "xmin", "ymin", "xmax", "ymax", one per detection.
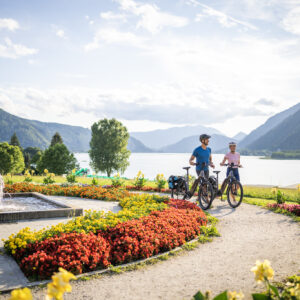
[{"xmin": 74, "ymin": 153, "xmax": 300, "ymax": 187}]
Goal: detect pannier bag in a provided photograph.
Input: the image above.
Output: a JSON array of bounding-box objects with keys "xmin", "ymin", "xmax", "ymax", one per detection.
[{"xmin": 168, "ymin": 175, "xmax": 180, "ymax": 189}]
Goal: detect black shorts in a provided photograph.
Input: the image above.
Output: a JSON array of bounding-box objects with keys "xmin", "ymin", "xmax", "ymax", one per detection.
[{"xmin": 196, "ymin": 169, "xmax": 209, "ymax": 179}]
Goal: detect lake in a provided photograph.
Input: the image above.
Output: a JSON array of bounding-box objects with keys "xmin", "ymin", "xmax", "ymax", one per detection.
[{"xmin": 74, "ymin": 153, "xmax": 300, "ymax": 187}]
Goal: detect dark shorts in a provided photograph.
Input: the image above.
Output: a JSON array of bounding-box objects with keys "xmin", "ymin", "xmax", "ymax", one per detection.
[
  {"xmin": 226, "ymin": 168, "xmax": 240, "ymax": 181},
  {"xmin": 196, "ymin": 169, "xmax": 209, "ymax": 179}
]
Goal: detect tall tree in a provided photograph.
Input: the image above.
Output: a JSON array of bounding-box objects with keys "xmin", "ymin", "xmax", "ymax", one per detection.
[
  {"xmin": 37, "ymin": 143, "xmax": 78, "ymax": 175},
  {"xmin": 0, "ymin": 142, "xmax": 25, "ymax": 174},
  {"xmin": 10, "ymin": 132, "xmax": 21, "ymax": 147},
  {"xmin": 89, "ymin": 118, "xmax": 130, "ymax": 177},
  {"xmin": 50, "ymin": 132, "xmax": 63, "ymax": 147}
]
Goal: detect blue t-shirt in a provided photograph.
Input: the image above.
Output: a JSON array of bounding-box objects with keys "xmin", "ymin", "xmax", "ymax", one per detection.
[{"xmin": 192, "ymin": 146, "xmax": 211, "ymax": 171}]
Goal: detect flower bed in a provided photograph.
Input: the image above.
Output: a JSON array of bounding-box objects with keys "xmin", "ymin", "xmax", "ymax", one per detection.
[
  {"xmin": 4, "ymin": 193, "xmax": 207, "ymax": 280},
  {"xmin": 4, "ymin": 183, "xmax": 130, "ymax": 201},
  {"xmin": 267, "ymin": 203, "xmax": 300, "ymax": 216}
]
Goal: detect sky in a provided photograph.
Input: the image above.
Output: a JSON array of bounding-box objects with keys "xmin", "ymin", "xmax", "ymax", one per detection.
[{"xmin": 0, "ymin": 0, "xmax": 300, "ymax": 136}]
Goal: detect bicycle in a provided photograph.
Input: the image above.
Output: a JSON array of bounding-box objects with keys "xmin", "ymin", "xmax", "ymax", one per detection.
[
  {"xmin": 209, "ymin": 163, "xmax": 244, "ymax": 208},
  {"xmin": 169, "ymin": 163, "xmax": 214, "ymax": 210}
]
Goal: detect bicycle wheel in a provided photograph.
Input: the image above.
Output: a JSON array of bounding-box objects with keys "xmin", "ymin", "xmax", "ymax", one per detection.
[
  {"xmin": 171, "ymin": 181, "xmax": 188, "ymax": 200},
  {"xmin": 227, "ymin": 180, "xmax": 243, "ymax": 208},
  {"xmin": 198, "ymin": 181, "xmax": 213, "ymax": 210}
]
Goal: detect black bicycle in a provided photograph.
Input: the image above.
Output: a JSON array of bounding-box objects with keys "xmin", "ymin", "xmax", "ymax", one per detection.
[
  {"xmin": 209, "ymin": 163, "xmax": 243, "ymax": 208},
  {"xmin": 169, "ymin": 163, "xmax": 214, "ymax": 210}
]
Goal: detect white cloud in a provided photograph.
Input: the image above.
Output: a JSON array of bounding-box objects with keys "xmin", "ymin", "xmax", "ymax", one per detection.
[
  {"xmin": 115, "ymin": 0, "xmax": 188, "ymax": 34},
  {"xmin": 100, "ymin": 11, "xmax": 127, "ymax": 22},
  {"xmin": 193, "ymin": 3, "xmax": 257, "ymax": 30},
  {"xmin": 56, "ymin": 29, "xmax": 66, "ymax": 39},
  {"xmin": 0, "ymin": 38, "xmax": 38, "ymax": 59},
  {"xmin": 281, "ymin": 7, "xmax": 300, "ymax": 35},
  {"xmin": 84, "ymin": 28, "xmax": 145, "ymax": 51},
  {"xmin": 0, "ymin": 18, "xmax": 19, "ymax": 31}
]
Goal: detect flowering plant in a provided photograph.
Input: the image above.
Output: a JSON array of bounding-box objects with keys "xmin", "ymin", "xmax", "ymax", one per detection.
[
  {"xmin": 155, "ymin": 173, "xmax": 167, "ymax": 191},
  {"xmin": 133, "ymin": 171, "xmax": 147, "ymax": 189},
  {"xmin": 111, "ymin": 173, "xmax": 124, "ymax": 188}
]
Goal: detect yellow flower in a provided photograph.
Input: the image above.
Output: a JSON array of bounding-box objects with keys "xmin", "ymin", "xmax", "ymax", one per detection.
[
  {"xmin": 251, "ymin": 260, "xmax": 274, "ymax": 283},
  {"xmin": 50, "ymin": 173, "xmax": 55, "ymax": 177},
  {"xmin": 46, "ymin": 268, "xmax": 76, "ymax": 300},
  {"xmin": 290, "ymin": 283, "xmax": 300, "ymax": 298},
  {"xmin": 9, "ymin": 287, "xmax": 32, "ymax": 300},
  {"xmin": 271, "ymin": 187, "xmax": 278, "ymax": 194},
  {"xmin": 227, "ymin": 291, "xmax": 244, "ymax": 300},
  {"xmin": 44, "ymin": 169, "xmax": 49, "ymax": 174},
  {"xmin": 72, "ymin": 169, "xmax": 76, "ymax": 174},
  {"xmin": 30, "ymin": 170, "xmax": 35, "ymax": 175},
  {"xmin": 297, "ymin": 184, "xmax": 300, "ymax": 192}
]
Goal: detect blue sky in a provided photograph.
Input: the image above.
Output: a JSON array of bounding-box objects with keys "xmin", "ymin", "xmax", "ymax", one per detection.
[{"xmin": 0, "ymin": 0, "xmax": 300, "ymax": 135}]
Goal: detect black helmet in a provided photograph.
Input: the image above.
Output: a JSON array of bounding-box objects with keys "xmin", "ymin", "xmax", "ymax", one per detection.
[{"xmin": 199, "ymin": 134, "xmax": 211, "ymax": 141}]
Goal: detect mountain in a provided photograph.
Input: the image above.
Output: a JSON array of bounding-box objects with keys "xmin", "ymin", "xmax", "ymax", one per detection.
[
  {"xmin": 160, "ymin": 134, "xmax": 238, "ymax": 153},
  {"xmin": 239, "ymin": 102, "xmax": 300, "ymax": 148},
  {"xmin": 246, "ymin": 108, "xmax": 300, "ymax": 151},
  {"xmin": 0, "ymin": 108, "xmax": 153, "ymax": 153},
  {"xmin": 233, "ymin": 132, "xmax": 247, "ymax": 141},
  {"xmin": 127, "ymin": 137, "xmax": 154, "ymax": 153},
  {"xmin": 131, "ymin": 125, "xmax": 222, "ymax": 150},
  {"xmin": 0, "ymin": 108, "xmax": 91, "ymax": 152}
]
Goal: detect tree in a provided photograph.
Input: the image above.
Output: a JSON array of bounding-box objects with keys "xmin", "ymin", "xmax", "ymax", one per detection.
[
  {"xmin": 37, "ymin": 143, "xmax": 78, "ymax": 175},
  {"xmin": 10, "ymin": 132, "xmax": 21, "ymax": 147},
  {"xmin": 89, "ymin": 118, "xmax": 130, "ymax": 177},
  {"xmin": 31, "ymin": 150, "xmax": 43, "ymax": 165},
  {"xmin": 0, "ymin": 142, "xmax": 25, "ymax": 174},
  {"xmin": 50, "ymin": 132, "xmax": 63, "ymax": 147}
]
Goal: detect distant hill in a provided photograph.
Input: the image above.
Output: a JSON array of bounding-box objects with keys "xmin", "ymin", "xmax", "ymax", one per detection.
[
  {"xmin": 0, "ymin": 108, "xmax": 91, "ymax": 152},
  {"xmin": 233, "ymin": 132, "xmax": 247, "ymax": 141},
  {"xmin": 239, "ymin": 102, "xmax": 300, "ymax": 148},
  {"xmin": 127, "ymin": 137, "xmax": 154, "ymax": 153},
  {"xmin": 160, "ymin": 134, "xmax": 238, "ymax": 153},
  {"xmin": 131, "ymin": 125, "xmax": 222, "ymax": 150},
  {"xmin": 246, "ymin": 108, "xmax": 300, "ymax": 151},
  {"xmin": 0, "ymin": 108, "xmax": 153, "ymax": 153}
]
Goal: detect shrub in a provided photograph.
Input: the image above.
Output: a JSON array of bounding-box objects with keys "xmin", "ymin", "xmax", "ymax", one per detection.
[
  {"xmin": 66, "ymin": 173, "xmax": 77, "ymax": 183},
  {"xmin": 111, "ymin": 173, "xmax": 124, "ymax": 188}
]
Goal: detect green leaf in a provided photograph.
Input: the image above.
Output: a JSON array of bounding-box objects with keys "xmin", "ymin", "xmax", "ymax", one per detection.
[
  {"xmin": 269, "ymin": 284, "xmax": 280, "ymax": 298},
  {"xmin": 252, "ymin": 293, "xmax": 271, "ymax": 300},
  {"xmin": 193, "ymin": 291, "xmax": 205, "ymax": 300},
  {"xmin": 213, "ymin": 291, "xmax": 228, "ymax": 300}
]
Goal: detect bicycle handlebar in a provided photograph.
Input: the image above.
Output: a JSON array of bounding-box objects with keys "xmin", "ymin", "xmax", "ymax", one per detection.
[{"xmin": 222, "ymin": 163, "xmax": 242, "ymax": 168}]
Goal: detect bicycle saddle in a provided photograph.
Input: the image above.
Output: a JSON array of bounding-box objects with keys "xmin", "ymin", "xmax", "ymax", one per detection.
[
  {"xmin": 213, "ymin": 170, "xmax": 221, "ymax": 174},
  {"xmin": 182, "ymin": 167, "xmax": 191, "ymax": 170}
]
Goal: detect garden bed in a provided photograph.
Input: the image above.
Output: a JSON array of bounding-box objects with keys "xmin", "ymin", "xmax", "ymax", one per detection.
[{"xmin": 3, "ymin": 192, "xmax": 208, "ymax": 281}]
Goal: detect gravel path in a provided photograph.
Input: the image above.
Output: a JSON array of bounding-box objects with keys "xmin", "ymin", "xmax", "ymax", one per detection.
[{"xmin": 1, "ymin": 199, "xmax": 299, "ymax": 300}]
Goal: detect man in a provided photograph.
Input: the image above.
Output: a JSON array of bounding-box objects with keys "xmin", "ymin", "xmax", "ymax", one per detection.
[{"xmin": 189, "ymin": 134, "xmax": 215, "ymax": 178}]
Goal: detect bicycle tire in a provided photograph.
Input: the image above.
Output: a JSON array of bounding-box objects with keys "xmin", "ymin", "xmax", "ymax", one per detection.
[
  {"xmin": 171, "ymin": 181, "xmax": 188, "ymax": 200},
  {"xmin": 227, "ymin": 180, "xmax": 243, "ymax": 208},
  {"xmin": 198, "ymin": 181, "xmax": 213, "ymax": 210}
]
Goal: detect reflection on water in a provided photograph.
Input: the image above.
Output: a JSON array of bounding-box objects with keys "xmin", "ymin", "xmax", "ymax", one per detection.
[{"xmin": 74, "ymin": 153, "xmax": 300, "ymax": 186}]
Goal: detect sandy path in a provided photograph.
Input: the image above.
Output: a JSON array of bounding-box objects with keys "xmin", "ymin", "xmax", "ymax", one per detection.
[{"xmin": 1, "ymin": 200, "xmax": 299, "ymax": 299}]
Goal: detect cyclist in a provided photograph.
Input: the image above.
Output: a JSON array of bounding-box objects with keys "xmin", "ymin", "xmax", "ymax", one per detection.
[
  {"xmin": 189, "ymin": 134, "xmax": 215, "ymax": 178},
  {"xmin": 220, "ymin": 141, "xmax": 242, "ymax": 181}
]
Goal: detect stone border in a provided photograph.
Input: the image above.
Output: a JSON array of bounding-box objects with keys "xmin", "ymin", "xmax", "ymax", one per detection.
[
  {"xmin": 0, "ymin": 235, "xmax": 204, "ymax": 294},
  {"xmin": 0, "ymin": 192, "xmax": 83, "ymax": 223}
]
